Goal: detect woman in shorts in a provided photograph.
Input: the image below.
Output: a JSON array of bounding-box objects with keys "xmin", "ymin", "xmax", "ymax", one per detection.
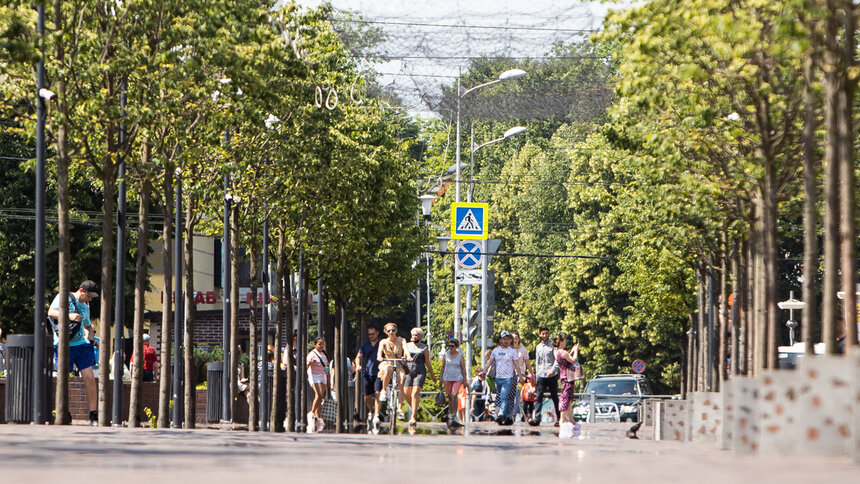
[
  {"xmin": 306, "ymin": 337, "xmax": 328, "ymax": 432},
  {"xmin": 554, "ymin": 333, "xmax": 580, "ymax": 424},
  {"xmin": 403, "ymin": 327, "xmax": 436, "ymax": 427},
  {"xmin": 440, "ymin": 338, "xmax": 467, "ymax": 424},
  {"xmin": 376, "ymin": 322, "xmax": 410, "ymax": 403}
]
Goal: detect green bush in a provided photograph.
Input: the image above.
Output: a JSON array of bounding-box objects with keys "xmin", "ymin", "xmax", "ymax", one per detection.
[{"xmin": 193, "ymin": 345, "xmax": 223, "ymax": 383}]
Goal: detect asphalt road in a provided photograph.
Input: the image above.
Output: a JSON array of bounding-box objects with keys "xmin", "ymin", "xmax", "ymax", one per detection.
[{"xmin": 0, "ymin": 422, "xmax": 857, "ymax": 483}]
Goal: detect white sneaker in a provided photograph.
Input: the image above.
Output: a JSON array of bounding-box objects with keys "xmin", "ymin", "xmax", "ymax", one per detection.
[
  {"xmin": 372, "ymin": 416, "xmax": 380, "ymax": 434},
  {"xmin": 379, "ymin": 390, "xmax": 387, "ymax": 402},
  {"xmin": 306, "ymin": 412, "xmax": 315, "ymax": 434},
  {"xmin": 315, "ymin": 417, "xmax": 325, "ymax": 433}
]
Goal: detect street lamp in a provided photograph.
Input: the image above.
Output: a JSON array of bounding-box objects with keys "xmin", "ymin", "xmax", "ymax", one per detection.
[
  {"xmin": 778, "ymin": 292, "xmax": 805, "ymax": 346},
  {"xmin": 454, "ymin": 68, "xmax": 526, "ymax": 346},
  {"xmin": 468, "ymin": 126, "xmax": 527, "ymax": 202},
  {"xmin": 419, "ymin": 195, "xmax": 435, "ymax": 220}
]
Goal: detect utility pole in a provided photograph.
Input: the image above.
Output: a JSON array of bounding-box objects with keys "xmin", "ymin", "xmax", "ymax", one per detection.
[
  {"xmin": 112, "ymin": 78, "xmax": 127, "ymax": 426},
  {"xmin": 32, "ymin": 2, "xmax": 47, "ymax": 425}
]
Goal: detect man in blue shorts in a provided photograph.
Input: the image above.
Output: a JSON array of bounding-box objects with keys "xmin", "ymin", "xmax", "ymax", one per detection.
[
  {"xmin": 355, "ymin": 325, "xmax": 380, "ymax": 431},
  {"xmin": 48, "ymin": 280, "xmax": 99, "ymax": 425}
]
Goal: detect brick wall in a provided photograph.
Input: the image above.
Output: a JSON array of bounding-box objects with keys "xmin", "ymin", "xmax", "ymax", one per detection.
[{"xmin": 149, "ymin": 308, "xmax": 291, "ymax": 351}]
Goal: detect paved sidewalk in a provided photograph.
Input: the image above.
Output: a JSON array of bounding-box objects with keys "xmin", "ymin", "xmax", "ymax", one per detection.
[{"xmin": 0, "ymin": 423, "xmax": 856, "ymax": 483}]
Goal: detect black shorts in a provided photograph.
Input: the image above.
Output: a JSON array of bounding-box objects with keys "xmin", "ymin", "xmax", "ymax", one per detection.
[{"xmin": 363, "ymin": 374, "xmax": 379, "ymax": 396}]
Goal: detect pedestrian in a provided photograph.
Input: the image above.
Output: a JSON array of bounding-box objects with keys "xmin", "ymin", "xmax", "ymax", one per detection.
[
  {"xmin": 0, "ymin": 328, "xmax": 8, "ymax": 376},
  {"xmin": 484, "ymin": 331, "xmax": 523, "ymax": 426},
  {"xmin": 376, "ymin": 322, "xmax": 409, "ymax": 404},
  {"xmin": 47, "ymin": 280, "xmax": 99, "ymax": 425},
  {"xmin": 440, "ymin": 338, "xmax": 467, "ymax": 425},
  {"xmin": 554, "ymin": 333, "xmax": 580, "ymax": 425},
  {"xmin": 521, "ymin": 374, "xmax": 536, "ymax": 420},
  {"xmin": 470, "ymin": 369, "xmax": 490, "ymax": 421},
  {"xmin": 510, "ymin": 331, "xmax": 531, "ymax": 421},
  {"xmin": 355, "ymin": 325, "xmax": 381, "ymax": 431},
  {"xmin": 306, "ymin": 337, "xmax": 328, "ymax": 433},
  {"xmin": 130, "ymin": 333, "xmax": 158, "ymax": 382},
  {"xmin": 403, "ymin": 327, "xmax": 436, "ymax": 428},
  {"xmin": 529, "ymin": 326, "xmax": 559, "ymax": 426}
]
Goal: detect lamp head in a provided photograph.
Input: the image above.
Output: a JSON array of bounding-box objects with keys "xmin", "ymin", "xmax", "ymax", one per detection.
[
  {"xmin": 437, "ymin": 236, "xmax": 451, "ymax": 254},
  {"xmin": 446, "ymin": 162, "xmax": 469, "ymax": 176},
  {"xmin": 503, "ymin": 126, "xmax": 527, "ymax": 139},
  {"xmin": 419, "ymin": 194, "xmax": 436, "ymax": 219},
  {"xmin": 498, "ymin": 69, "xmax": 527, "ymax": 81}
]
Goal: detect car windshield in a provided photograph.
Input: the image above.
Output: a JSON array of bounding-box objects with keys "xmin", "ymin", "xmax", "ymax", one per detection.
[{"xmin": 586, "ymin": 380, "xmax": 638, "ymax": 396}]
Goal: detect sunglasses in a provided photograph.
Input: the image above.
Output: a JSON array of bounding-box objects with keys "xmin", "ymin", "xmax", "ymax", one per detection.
[{"xmin": 386, "ymin": 329, "xmax": 396, "ymax": 333}]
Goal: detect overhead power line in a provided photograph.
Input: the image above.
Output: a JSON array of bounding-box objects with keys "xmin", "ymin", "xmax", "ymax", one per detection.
[{"xmin": 339, "ymin": 19, "xmax": 598, "ymax": 34}]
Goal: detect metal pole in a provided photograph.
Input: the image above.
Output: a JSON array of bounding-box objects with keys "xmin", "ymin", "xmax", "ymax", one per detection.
[
  {"xmin": 465, "ymin": 286, "xmax": 472, "ymax": 378},
  {"xmin": 480, "ymin": 239, "xmax": 488, "ymax": 369},
  {"xmin": 261, "ymin": 216, "xmax": 269, "ymax": 431},
  {"xmin": 32, "ymin": 2, "xmax": 47, "ymax": 425},
  {"xmin": 171, "ymin": 174, "xmax": 183, "ymax": 428},
  {"xmin": 222, "ymin": 173, "xmax": 231, "ymax": 422},
  {"xmin": 455, "ymin": 74, "xmax": 461, "ymax": 203},
  {"xmin": 426, "ymin": 254, "xmax": 431, "ymax": 349},
  {"xmin": 112, "ymin": 79, "xmax": 127, "ymax": 427},
  {"xmin": 296, "ymin": 250, "xmax": 305, "ymax": 431}
]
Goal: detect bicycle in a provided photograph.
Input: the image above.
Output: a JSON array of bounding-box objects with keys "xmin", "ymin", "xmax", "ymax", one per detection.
[{"xmin": 381, "ymin": 357, "xmax": 407, "ymax": 435}]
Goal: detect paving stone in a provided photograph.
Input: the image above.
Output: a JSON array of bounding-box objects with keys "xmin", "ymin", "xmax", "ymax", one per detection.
[
  {"xmin": 655, "ymin": 399, "xmax": 687, "ymax": 441},
  {"xmin": 731, "ymin": 376, "xmax": 759, "ymax": 455},
  {"xmin": 690, "ymin": 391, "xmax": 721, "ymax": 443},
  {"xmin": 719, "ymin": 380, "xmax": 734, "ymax": 450}
]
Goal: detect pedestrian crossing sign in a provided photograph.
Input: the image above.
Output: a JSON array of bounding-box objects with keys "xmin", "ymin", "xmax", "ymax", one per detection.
[{"xmin": 451, "ymin": 202, "xmax": 489, "ymax": 240}]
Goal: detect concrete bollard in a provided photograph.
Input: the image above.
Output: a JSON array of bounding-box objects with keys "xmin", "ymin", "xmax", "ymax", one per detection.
[
  {"xmin": 690, "ymin": 392, "xmax": 721, "ymax": 443},
  {"xmin": 731, "ymin": 376, "xmax": 759, "ymax": 455},
  {"xmin": 719, "ymin": 380, "xmax": 734, "ymax": 450},
  {"xmin": 851, "ymin": 351, "xmax": 860, "ymax": 464},
  {"xmin": 796, "ymin": 355, "xmax": 854, "ymax": 455},
  {"xmin": 755, "ymin": 369, "xmax": 798, "ymax": 455},
  {"xmin": 655, "ymin": 399, "xmax": 688, "ymax": 441}
]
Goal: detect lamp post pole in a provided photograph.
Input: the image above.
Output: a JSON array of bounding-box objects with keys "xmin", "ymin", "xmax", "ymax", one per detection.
[
  {"xmin": 32, "ymin": 2, "xmax": 47, "ymax": 425},
  {"xmin": 222, "ymin": 174, "xmax": 231, "ymax": 422},
  {"xmin": 112, "ymin": 78, "xmax": 127, "ymax": 427},
  {"xmin": 261, "ymin": 215, "xmax": 269, "ymax": 431}
]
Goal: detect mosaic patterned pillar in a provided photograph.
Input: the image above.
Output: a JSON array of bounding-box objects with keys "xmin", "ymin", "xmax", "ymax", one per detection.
[
  {"xmin": 796, "ymin": 355, "xmax": 853, "ymax": 455},
  {"xmin": 690, "ymin": 392, "xmax": 721, "ymax": 443},
  {"xmin": 719, "ymin": 380, "xmax": 734, "ymax": 450},
  {"xmin": 655, "ymin": 400, "xmax": 688, "ymax": 441},
  {"xmin": 755, "ymin": 369, "xmax": 798, "ymax": 455},
  {"xmin": 731, "ymin": 376, "xmax": 759, "ymax": 455}
]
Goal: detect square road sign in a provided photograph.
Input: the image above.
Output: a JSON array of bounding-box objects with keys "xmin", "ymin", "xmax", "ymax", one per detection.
[{"xmin": 451, "ymin": 202, "xmax": 489, "ymax": 240}]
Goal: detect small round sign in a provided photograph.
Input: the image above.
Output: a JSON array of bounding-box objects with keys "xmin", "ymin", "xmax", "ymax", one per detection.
[{"xmin": 632, "ymin": 359, "xmax": 646, "ymax": 374}]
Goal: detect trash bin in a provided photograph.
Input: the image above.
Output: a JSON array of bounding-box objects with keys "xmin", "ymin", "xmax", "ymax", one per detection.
[
  {"xmin": 4, "ymin": 335, "xmax": 34, "ymax": 423},
  {"xmin": 206, "ymin": 362, "xmax": 223, "ymax": 423}
]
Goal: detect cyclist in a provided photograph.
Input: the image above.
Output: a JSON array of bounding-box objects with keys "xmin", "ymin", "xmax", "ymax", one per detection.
[
  {"xmin": 376, "ymin": 322, "xmax": 410, "ymax": 404},
  {"xmin": 403, "ymin": 327, "xmax": 436, "ymax": 428},
  {"xmin": 440, "ymin": 338, "xmax": 467, "ymax": 425}
]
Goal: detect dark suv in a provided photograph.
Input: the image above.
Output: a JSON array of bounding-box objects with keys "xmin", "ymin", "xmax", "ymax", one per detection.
[{"xmin": 573, "ymin": 374, "xmax": 652, "ymax": 422}]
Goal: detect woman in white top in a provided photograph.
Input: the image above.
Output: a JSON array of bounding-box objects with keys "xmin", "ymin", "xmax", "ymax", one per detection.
[
  {"xmin": 306, "ymin": 337, "xmax": 328, "ymax": 432},
  {"xmin": 439, "ymin": 338, "xmax": 467, "ymax": 423}
]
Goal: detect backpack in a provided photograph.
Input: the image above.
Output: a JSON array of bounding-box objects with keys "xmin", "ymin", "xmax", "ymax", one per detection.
[{"xmin": 47, "ymin": 294, "xmax": 83, "ymax": 338}]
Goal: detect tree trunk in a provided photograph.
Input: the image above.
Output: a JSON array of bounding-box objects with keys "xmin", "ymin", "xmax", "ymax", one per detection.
[
  {"xmin": 271, "ymin": 230, "xmax": 286, "ymax": 432},
  {"xmin": 837, "ymin": 6, "xmax": 857, "ymax": 354},
  {"xmin": 157, "ymin": 169, "xmax": 173, "ymax": 429},
  {"xmin": 731, "ymin": 238, "xmax": 741, "ymax": 376},
  {"xmin": 763, "ymin": 170, "xmax": 779, "ymax": 369},
  {"xmin": 248, "ymin": 224, "xmax": 259, "ymax": 431},
  {"xmin": 97, "ymin": 145, "xmax": 115, "ymax": 427},
  {"xmin": 821, "ymin": 8, "xmax": 842, "ymax": 354},
  {"xmin": 802, "ymin": 55, "xmax": 820, "ymax": 355},
  {"xmin": 753, "ymin": 201, "xmax": 767, "ymax": 376},
  {"xmin": 183, "ymin": 201, "xmax": 196, "ymax": 428},
  {"xmin": 53, "ymin": 2, "xmax": 71, "ymax": 421},
  {"xmin": 685, "ymin": 314, "xmax": 694, "ymax": 396},
  {"xmin": 284, "ymin": 266, "xmax": 295, "ymax": 432},
  {"xmin": 697, "ymin": 272, "xmax": 705, "ymax": 391},
  {"xmin": 355, "ymin": 310, "xmax": 366, "ymax": 420},
  {"xmin": 128, "ymin": 159, "xmax": 151, "ymax": 427},
  {"xmin": 718, "ymin": 239, "xmax": 728, "ymax": 385},
  {"xmin": 230, "ymin": 206, "xmax": 240, "ymax": 424},
  {"xmin": 333, "ymin": 300, "xmax": 343, "ymax": 433},
  {"xmin": 744, "ymin": 236, "xmax": 754, "ymax": 375}
]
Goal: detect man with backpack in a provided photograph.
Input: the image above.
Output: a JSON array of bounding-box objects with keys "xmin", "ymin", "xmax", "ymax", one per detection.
[
  {"xmin": 48, "ymin": 280, "xmax": 99, "ymax": 425},
  {"xmin": 529, "ymin": 326, "xmax": 559, "ymax": 426}
]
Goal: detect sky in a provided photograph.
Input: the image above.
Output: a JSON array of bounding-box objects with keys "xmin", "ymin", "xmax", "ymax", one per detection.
[{"xmin": 290, "ymin": 0, "xmax": 621, "ymax": 114}]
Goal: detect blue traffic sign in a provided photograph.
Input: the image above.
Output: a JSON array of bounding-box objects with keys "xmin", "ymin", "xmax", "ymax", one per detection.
[
  {"xmin": 632, "ymin": 359, "xmax": 646, "ymax": 374},
  {"xmin": 455, "ymin": 241, "xmax": 483, "ymax": 269},
  {"xmin": 451, "ymin": 202, "xmax": 489, "ymax": 240}
]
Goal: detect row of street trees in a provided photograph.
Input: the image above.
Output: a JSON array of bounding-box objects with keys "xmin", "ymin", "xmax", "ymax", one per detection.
[
  {"xmin": 1, "ymin": 1, "xmax": 423, "ymax": 428},
  {"xmin": 424, "ymin": 0, "xmax": 858, "ymax": 394}
]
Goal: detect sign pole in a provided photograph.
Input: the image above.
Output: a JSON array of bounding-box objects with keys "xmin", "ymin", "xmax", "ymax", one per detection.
[{"xmin": 480, "ymin": 238, "xmax": 488, "ymax": 369}]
